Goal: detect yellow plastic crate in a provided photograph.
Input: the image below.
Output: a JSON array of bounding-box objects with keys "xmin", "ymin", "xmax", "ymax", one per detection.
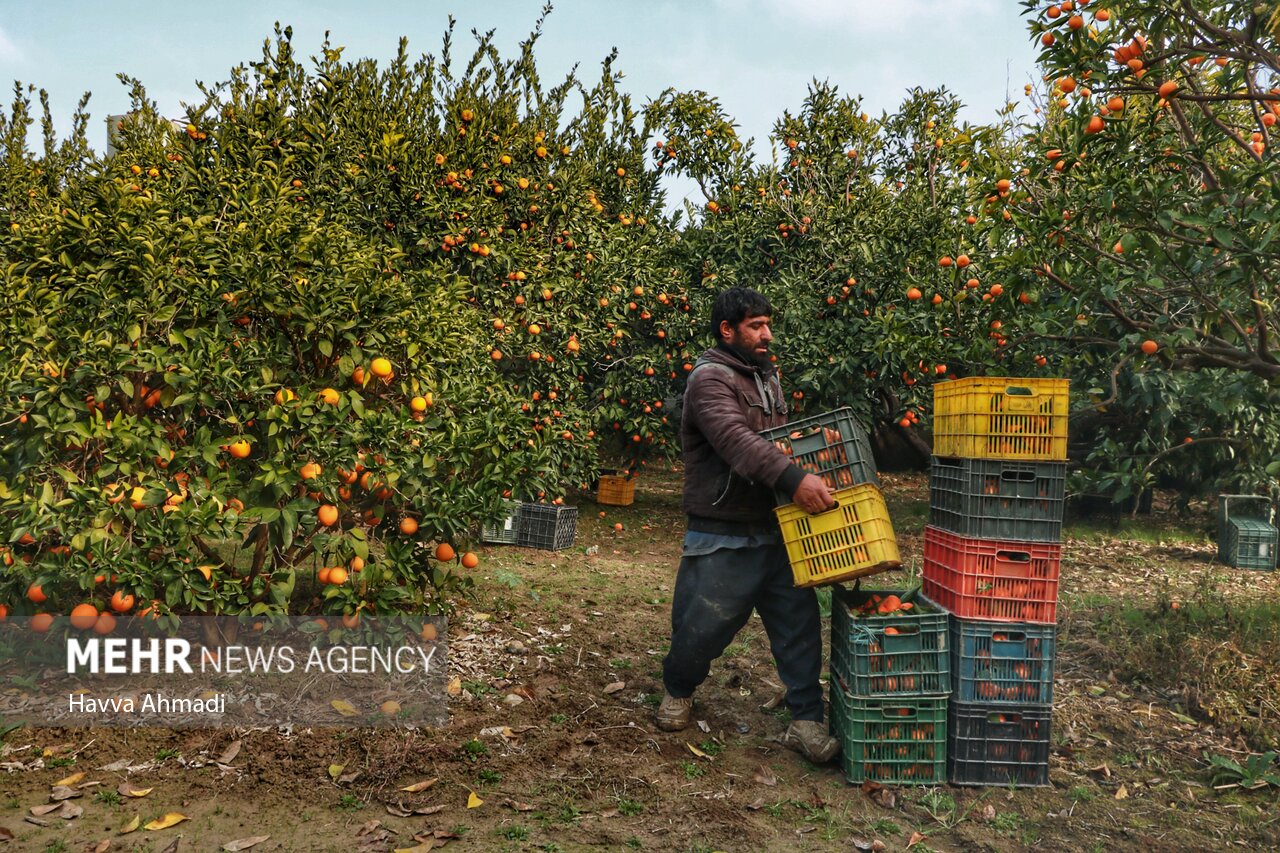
[
  {"xmin": 597, "ymin": 474, "xmax": 636, "ymax": 506},
  {"xmin": 933, "ymin": 377, "xmax": 1069, "ymax": 461},
  {"xmin": 775, "ymin": 484, "xmax": 901, "ymax": 588}
]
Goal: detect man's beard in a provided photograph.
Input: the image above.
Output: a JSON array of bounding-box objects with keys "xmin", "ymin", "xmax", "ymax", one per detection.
[{"xmin": 726, "ymin": 341, "xmax": 772, "ymax": 368}]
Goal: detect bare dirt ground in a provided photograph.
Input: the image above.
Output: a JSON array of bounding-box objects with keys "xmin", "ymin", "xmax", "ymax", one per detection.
[{"xmin": 3, "ymin": 467, "xmax": 1279, "ymax": 853}]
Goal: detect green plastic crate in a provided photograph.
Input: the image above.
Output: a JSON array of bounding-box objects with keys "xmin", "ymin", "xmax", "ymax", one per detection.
[
  {"xmin": 830, "ymin": 587, "xmax": 949, "ymax": 698},
  {"xmin": 480, "ymin": 500, "xmax": 520, "ymax": 545},
  {"xmin": 1217, "ymin": 495, "xmax": 1277, "ymax": 571},
  {"xmin": 829, "ymin": 684, "xmax": 947, "ymax": 786}
]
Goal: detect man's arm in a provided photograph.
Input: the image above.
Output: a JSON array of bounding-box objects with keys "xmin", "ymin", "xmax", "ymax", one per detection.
[{"xmin": 686, "ymin": 370, "xmax": 833, "ymax": 511}]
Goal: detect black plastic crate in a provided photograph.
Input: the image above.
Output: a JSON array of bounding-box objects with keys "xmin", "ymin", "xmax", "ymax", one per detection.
[
  {"xmin": 759, "ymin": 407, "xmax": 879, "ymax": 503},
  {"xmin": 831, "ymin": 587, "xmax": 949, "ymax": 698},
  {"xmin": 830, "ymin": 683, "xmax": 947, "ymax": 786},
  {"xmin": 947, "ymin": 700, "xmax": 1051, "ymax": 787},
  {"xmin": 950, "ymin": 618, "xmax": 1056, "ymax": 705},
  {"xmin": 930, "ymin": 458, "xmax": 1065, "ymax": 542},
  {"xmin": 515, "ymin": 503, "xmax": 577, "ymax": 551}
]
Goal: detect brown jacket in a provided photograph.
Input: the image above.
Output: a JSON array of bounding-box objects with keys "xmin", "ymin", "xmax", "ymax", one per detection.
[{"xmin": 681, "ymin": 345, "xmax": 807, "ymax": 530}]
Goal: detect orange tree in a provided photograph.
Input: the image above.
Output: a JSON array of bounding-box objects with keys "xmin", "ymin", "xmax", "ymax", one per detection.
[
  {"xmin": 652, "ymin": 83, "xmax": 1032, "ymax": 462},
  {"xmin": 1015, "ymin": 0, "xmax": 1280, "ymax": 502},
  {"xmin": 0, "ymin": 20, "xmax": 696, "ymax": 639}
]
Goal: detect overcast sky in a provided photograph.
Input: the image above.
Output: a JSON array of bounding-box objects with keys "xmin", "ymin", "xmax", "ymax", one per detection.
[{"xmin": 1, "ymin": 1, "xmax": 1039, "ymax": 206}]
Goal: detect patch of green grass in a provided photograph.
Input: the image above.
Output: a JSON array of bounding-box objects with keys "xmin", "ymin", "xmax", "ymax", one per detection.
[
  {"xmin": 451, "ymin": 824, "xmax": 471, "ymax": 836},
  {"xmin": 544, "ymin": 644, "xmax": 565, "ymax": 656},
  {"xmin": 335, "ymin": 793, "xmax": 365, "ymax": 812},
  {"xmin": 463, "ymin": 738, "xmax": 489, "ymax": 761},
  {"xmin": 497, "ymin": 824, "xmax": 528, "ymax": 841},
  {"xmin": 155, "ymin": 747, "xmax": 181, "ymax": 761},
  {"xmin": 617, "ymin": 797, "xmax": 644, "ymax": 816},
  {"xmin": 1067, "ymin": 517, "xmax": 1208, "ymax": 546},
  {"xmin": 478, "ymin": 768, "xmax": 502, "ymax": 785},
  {"xmin": 641, "ymin": 693, "xmax": 662, "ymax": 708},
  {"xmin": 93, "ymin": 789, "xmax": 122, "ymax": 806},
  {"xmin": 721, "ymin": 640, "xmax": 752, "ymax": 658},
  {"xmin": 625, "ymin": 837, "xmax": 642, "ymax": 849},
  {"xmin": 765, "ymin": 800, "xmax": 788, "ymax": 818},
  {"xmin": 556, "ymin": 800, "xmax": 582, "ymax": 825},
  {"xmin": 867, "ymin": 817, "xmax": 901, "ymax": 835},
  {"xmin": 548, "ymin": 712, "xmax": 568, "ymax": 724},
  {"xmin": 3, "ymin": 795, "xmax": 20, "ymax": 810},
  {"xmin": 610, "ymin": 658, "xmax": 633, "ymax": 669},
  {"xmin": 1069, "ymin": 785, "xmax": 1096, "ymax": 802},
  {"xmin": 42, "ymin": 842, "xmax": 69, "ymax": 853},
  {"xmin": 697, "ymin": 740, "xmax": 724, "ymax": 757},
  {"xmin": 45, "ymin": 756, "xmax": 75, "ymax": 768},
  {"xmin": 462, "ymin": 679, "xmax": 494, "ymax": 696},
  {"xmin": 993, "ymin": 811, "xmax": 1023, "ymax": 836},
  {"xmin": 679, "ymin": 760, "xmax": 705, "ymax": 779}
]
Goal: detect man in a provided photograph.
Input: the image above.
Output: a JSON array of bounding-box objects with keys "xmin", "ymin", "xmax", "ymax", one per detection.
[{"xmin": 656, "ymin": 286, "xmax": 840, "ymax": 764}]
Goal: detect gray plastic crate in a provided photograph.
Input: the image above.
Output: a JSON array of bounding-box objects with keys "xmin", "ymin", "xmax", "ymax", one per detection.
[
  {"xmin": 1217, "ymin": 495, "xmax": 1277, "ymax": 570},
  {"xmin": 929, "ymin": 458, "xmax": 1065, "ymax": 542}
]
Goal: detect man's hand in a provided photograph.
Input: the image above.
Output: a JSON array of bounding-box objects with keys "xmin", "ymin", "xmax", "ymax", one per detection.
[{"xmin": 791, "ymin": 473, "xmax": 836, "ymax": 514}]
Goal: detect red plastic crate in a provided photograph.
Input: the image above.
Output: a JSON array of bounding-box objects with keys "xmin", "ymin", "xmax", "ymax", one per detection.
[{"xmin": 921, "ymin": 527, "xmax": 1060, "ymax": 624}]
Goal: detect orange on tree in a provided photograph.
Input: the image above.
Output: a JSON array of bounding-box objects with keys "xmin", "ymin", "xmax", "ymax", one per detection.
[
  {"xmin": 461, "ymin": 552, "xmax": 479, "ymax": 569},
  {"xmin": 110, "ymin": 591, "xmax": 135, "ymax": 613},
  {"xmin": 30, "ymin": 613, "xmax": 54, "ymax": 633},
  {"xmin": 434, "ymin": 543, "xmax": 456, "ymax": 562},
  {"xmin": 70, "ymin": 603, "xmax": 100, "ymax": 630},
  {"xmin": 317, "ymin": 504, "xmax": 340, "ymax": 527}
]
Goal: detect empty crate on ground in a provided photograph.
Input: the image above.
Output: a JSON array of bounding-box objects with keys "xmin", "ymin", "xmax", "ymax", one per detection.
[
  {"xmin": 481, "ymin": 501, "xmax": 577, "ymax": 551},
  {"xmin": 1217, "ymin": 494, "xmax": 1277, "ymax": 571}
]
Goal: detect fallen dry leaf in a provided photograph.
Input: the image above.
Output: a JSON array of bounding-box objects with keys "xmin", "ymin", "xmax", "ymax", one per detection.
[
  {"xmin": 908, "ymin": 831, "xmax": 927, "ymax": 848},
  {"xmin": 50, "ymin": 785, "xmax": 82, "ymax": 801},
  {"xmin": 143, "ymin": 812, "xmax": 189, "ymax": 831},
  {"xmin": 980, "ymin": 804, "xmax": 996, "ymax": 822},
  {"xmin": 330, "ymin": 698, "xmax": 359, "ymax": 717},
  {"xmin": 328, "ymin": 763, "xmax": 345, "ymax": 781},
  {"xmin": 59, "ymin": 801, "xmax": 83, "ymax": 820},
  {"xmin": 117, "ymin": 783, "xmax": 152, "ymax": 798},
  {"xmin": 754, "ymin": 766, "xmax": 778, "ymax": 786},
  {"xmin": 222, "ymin": 835, "xmax": 270, "ymax": 851},
  {"xmin": 0, "ymin": 826, "xmax": 13, "ymax": 841},
  {"xmin": 217, "ymin": 740, "xmax": 242, "ymax": 765},
  {"xmin": 30, "ymin": 803, "xmax": 64, "ymax": 817},
  {"xmin": 466, "ymin": 791, "xmax": 483, "ymax": 809},
  {"xmin": 1115, "ymin": 783, "xmax": 1130, "ymax": 800},
  {"xmin": 746, "ymin": 798, "xmax": 765, "ymax": 811},
  {"xmin": 355, "ymin": 820, "xmax": 384, "ymax": 837},
  {"xmin": 119, "ymin": 814, "xmax": 141, "ymax": 834},
  {"xmin": 870, "ymin": 788, "xmax": 896, "ymax": 809},
  {"xmin": 686, "ymin": 743, "xmax": 710, "ymax": 760},
  {"xmin": 87, "ymin": 839, "xmax": 110, "ymax": 853},
  {"xmin": 500, "ymin": 799, "xmax": 534, "ymax": 812},
  {"xmin": 604, "ymin": 681, "xmax": 626, "ymax": 695},
  {"xmin": 598, "ymin": 808, "xmax": 620, "ymax": 818},
  {"xmin": 53, "ymin": 772, "xmax": 85, "ymax": 788},
  {"xmin": 446, "ymin": 676, "xmax": 462, "ymax": 696},
  {"xmin": 157, "ymin": 839, "xmax": 180, "ymax": 853},
  {"xmin": 385, "ymin": 803, "xmax": 412, "ymax": 818},
  {"xmin": 399, "ymin": 778, "xmax": 439, "ymax": 793}
]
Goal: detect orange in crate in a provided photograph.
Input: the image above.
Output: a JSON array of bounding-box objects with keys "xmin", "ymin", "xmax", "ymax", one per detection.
[
  {"xmin": 596, "ymin": 473, "xmax": 636, "ymax": 506},
  {"xmin": 774, "ymin": 483, "xmax": 900, "ymax": 588}
]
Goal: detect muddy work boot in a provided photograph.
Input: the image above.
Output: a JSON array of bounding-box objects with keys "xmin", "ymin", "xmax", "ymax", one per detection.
[
  {"xmin": 654, "ymin": 693, "xmax": 694, "ymax": 731},
  {"xmin": 781, "ymin": 720, "xmax": 840, "ymax": 763}
]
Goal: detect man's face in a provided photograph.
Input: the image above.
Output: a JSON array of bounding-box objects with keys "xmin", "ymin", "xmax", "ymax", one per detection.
[{"xmin": 721, "ymin": 314, "xmax": 773, "ymax": 366}]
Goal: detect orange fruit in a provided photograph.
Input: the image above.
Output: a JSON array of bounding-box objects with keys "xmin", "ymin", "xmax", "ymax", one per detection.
[
  {"xmin": 370, "ymin": 357, "xmax": 393, "ymax": 378},
  {"xmin": 70, "ymin": 603, "xmax": 99, "ymax": 630},
  {"xmin": 956, "ymin": 254, "xmax": 970, "ymax": 268},
  {"xmin": 420, "ymin": 623, "xmax": 438, "ymax": 642},
  {"xmin": 110, "ymin": 590, "xmax": 135, "ymax": 612},
  {"xmin": 319, "ymin": 387, "xmax": 341, "ymax": 404},
  {"xmin": 274, "ymin": 388, "xmax": 296, "ymax": 406},
  {"xmin": 27, "ymin": 582, "xmax": 47, "ymax": 603},
  {"xmin": 614, "ymin": 522, "xmax": 624, "ymax": 532},
  {"xmin": 30, "ymin": 612, "xmax": 54, "ymax": 633},
  {"xmin": 352, "ymin": 366, "xmax": 367, "ymax": 385},
  {"xmin": 906, "ymin": 287, "xmax": 922, "ymax": 301},
  {"xmin": 938, "ymin": 256, "xmax": 953, "ymax": 267},
  {"xmin": 228, "ymin": 440, "xmax": 251, "ymax": 459},
  {"xmin": 342, "ymin": 611, "xmax": 361, "ymax": 629},
  {"xmin": 0, "ymin": 603, "xmax": 7, "ymax": 622},
  {"xmin": 1158, "ymin": 81, "xmax": 1178, "ymax": 99},
  {"xmin": 410, "ymin": 396, "xmax": 428, "ymax": 413},
  {"xmin": 93, "ymin": 611, "xmax": 117, "ymax": 635},
  {"xmin": 399, "ymin": 517, "xmax": 419, "ymax": 536},
  {"xmin": 349, "ymin": 556, "xmax": 365, "ymax": 572},
  {"xmin": 1085, "ymin": 115, "xmax": 1105, "ymax": 134},
  {"xmin": 461, "ymin": 552, "xmax": 479, "ymax": 569},
  {"xmin": 318, "ymin": 504, "xmax": 339, "ymax": 527},
  {"xmin": 1140, "ymin": 339, "xmax": 1158, "ymax": 355},
  {"xmin": 300, "ymin": 462, "xmax": 322, "ymax": 480},
  {"xmin": 434, "ymin": 543, "xmax": 456, "ymax": 562},
  {"xmin": 328, "ymin": 566, "xmax": 349, "ymax": 585}
]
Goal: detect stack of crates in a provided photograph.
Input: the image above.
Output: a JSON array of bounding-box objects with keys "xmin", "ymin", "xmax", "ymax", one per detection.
[
  {"xmin": 923, "ymin": 377, "xmax": 1069, "ymax": 787},
  {"xmin": 828, "ymin": 587, "xmax": 950, "ymax": 785},
  {"xmin": 758, "ymin": 408, "xmax": 900, "ymax": 589}
]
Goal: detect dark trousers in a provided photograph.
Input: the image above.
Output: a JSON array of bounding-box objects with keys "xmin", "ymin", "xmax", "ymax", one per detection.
[{"xmin": 661, "ymin": 541, "xmax": 824, "ymax": 722}]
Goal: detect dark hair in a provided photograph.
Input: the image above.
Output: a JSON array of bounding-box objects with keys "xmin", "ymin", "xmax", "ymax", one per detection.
[{"xmin": 709, "ymin": 287, "xmax": 772, "ymax": 341}]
